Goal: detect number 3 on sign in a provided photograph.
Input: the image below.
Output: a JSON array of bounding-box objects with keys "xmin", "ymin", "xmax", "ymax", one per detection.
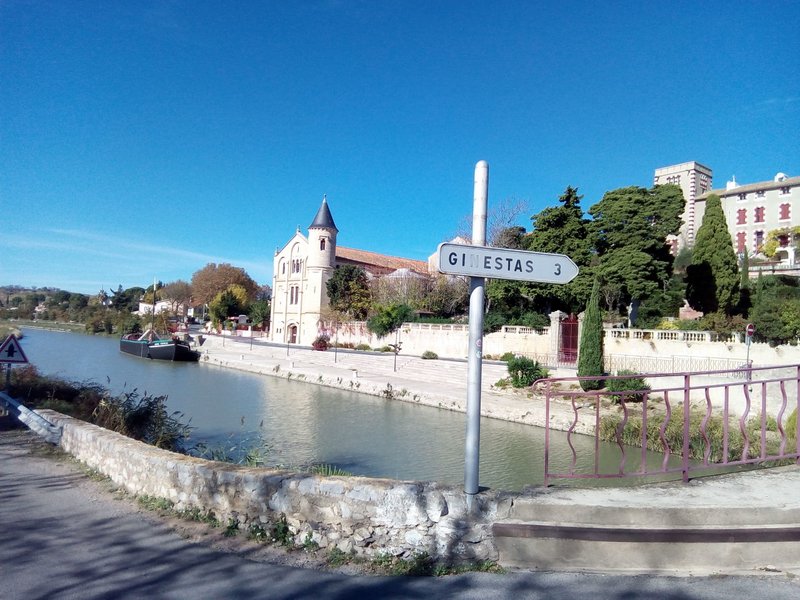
[{"xmin": 554, "ymin": 263, "xmax": 561, "ymax": 276}]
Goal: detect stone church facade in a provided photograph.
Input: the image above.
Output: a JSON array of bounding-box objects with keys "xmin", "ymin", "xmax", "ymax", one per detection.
[{"xmin": 269, "ymin": 197, "xmax": 428, "ymax": 346}]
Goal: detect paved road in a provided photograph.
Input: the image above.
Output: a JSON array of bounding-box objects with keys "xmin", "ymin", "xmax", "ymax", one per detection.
[{"xmin": 2, "ymin": 427, "xmax": 799, "ymax": 600}]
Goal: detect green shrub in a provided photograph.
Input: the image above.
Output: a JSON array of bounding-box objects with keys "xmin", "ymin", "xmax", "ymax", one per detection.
[
  {"xmin": 376, "ymin": 345, "xmax": 392, "ymax": 353},
  {"xmin": 327, "ymin": 547, "xmax": 349, "ymax": 567},
  {"xmin": 355, "ymin": 343, "xmax": 371, "ymax": 351},
  {"xmin": 92, "ymin": 389, "xmax": 192, "ymax": 452},
  {"xmin": 10, "ymin": 365, "xmax": 105, "ymax": 421},
  {"xmin": 272, "ymin": 513, "xmax": 293, "ymax": 546},
  {"xmin": 788, "ymin": 409, "xmax": 798, "ymax": 441},
  {"xmin": 367, "ymin": 303, "xmax": 413, "ymax": 337},
  {"xmin": 500, "ymin": 352, "xmax": 516, "ymax": 362},
  {"xmin": 311, "ymin": 334, "xmax": 330, "ymax": 351},
  {"xmin": 505, "ymin": 356, "xmax": 549, "ymax": 388},
  {"xmin": 605, "ymin": 370, "xmax": 650, "ymax": 403},
  {"xmin": 248, "ymin": 523, "xmax": 269, "ymax": 543},
  {"xmin": 421, "ymin": 350, "xmax": 438, "ymax": 360},
  {"xmin": 224, "ymin": 518, "xmax": 240, "ymax": 537}
]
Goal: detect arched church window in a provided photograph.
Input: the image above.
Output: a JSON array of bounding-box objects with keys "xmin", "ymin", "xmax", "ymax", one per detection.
[{"xmin": 320, "ymin": 238, "xmax": 326, "ymax": 251}]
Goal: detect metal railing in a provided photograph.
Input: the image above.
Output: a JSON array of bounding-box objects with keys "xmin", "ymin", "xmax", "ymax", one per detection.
[
  {"xmin": 606, "ymin": 354, "xmax": 751, "ymax": 374},
  {"xmin": 537, "ymin": 365, "xmax": 800, "ymax": 486}
]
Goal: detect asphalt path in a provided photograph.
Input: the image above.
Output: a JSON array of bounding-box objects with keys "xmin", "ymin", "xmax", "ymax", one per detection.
[{"xmin": 2, "ymin": 427, "xmax": 799, "ymax": 600}]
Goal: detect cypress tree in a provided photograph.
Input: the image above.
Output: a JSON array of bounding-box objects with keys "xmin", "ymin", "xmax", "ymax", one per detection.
[
  {"xmin": 686, "ymin": 194, "xmax": 740, "ymax": 315},
  {"xmin": 578, "ymin": 278, "xmax": 604, "ymax": 391},
  {"xmin": 739, "ymin": 249, "xmax": 751, "ymax": 317}
]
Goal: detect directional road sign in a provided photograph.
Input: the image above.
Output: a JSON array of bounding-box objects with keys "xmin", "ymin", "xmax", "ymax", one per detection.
[
  {"xmin": 0, "ymin": 335, "xmax": 28, "ymax": 364},
  {"xmin": 437, "ymin": 242, "xmax": 579, "ymax": 284}
]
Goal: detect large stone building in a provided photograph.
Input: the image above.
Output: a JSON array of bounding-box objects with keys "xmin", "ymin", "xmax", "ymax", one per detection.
[
  {"xmin": 655, "ymin": 162, "xmax": 800, "ymax": 265},
  {"xmin": 699, "ymin": 172, "xmax": 800, "ymax": 265},
  {"xmin": 268, "ymin": 197, "xmax": 428, "ymax": 345},
  {"xmin": 653, "ymin": 161, "xmax": 713, "ymax": 250}
]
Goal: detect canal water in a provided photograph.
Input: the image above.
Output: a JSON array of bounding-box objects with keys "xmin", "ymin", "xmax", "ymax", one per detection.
[{"xmin": 17, "ymin": 328, "xmax": 670, "ymax": 491}]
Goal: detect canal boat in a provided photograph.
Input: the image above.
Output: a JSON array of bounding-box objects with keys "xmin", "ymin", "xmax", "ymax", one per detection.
[{"xmin": 120, "ymin": 330, "xmax": 200, "ymax": 362}]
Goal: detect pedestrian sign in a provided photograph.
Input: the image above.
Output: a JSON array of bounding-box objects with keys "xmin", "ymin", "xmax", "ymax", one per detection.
[{"xmin": 0, "ymin": 335, "xmax": 28, "ymax": 364}]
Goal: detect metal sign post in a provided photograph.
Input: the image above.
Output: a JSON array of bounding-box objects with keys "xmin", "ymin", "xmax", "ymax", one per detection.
[
  {"xmin": 464, "ymin": 160, "xmax": 488, "ymax": 507},
  {"xmin": 0, "ymin": 335, "xmax": 29, "ymax": 392},
  {"xmin": 745, "ymin": 323, "xmax": 755, "ymax": 388},
  {"xmin": 443, "ymin": 162, "xmax": 579, "ymax": 509}
]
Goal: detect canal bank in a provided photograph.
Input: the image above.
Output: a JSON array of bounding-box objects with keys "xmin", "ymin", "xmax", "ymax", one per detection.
[
  {"xmin": 5, "ymin": 431, "xmax": 800, "ymax": 597},
  {"xmin": 198, "ymin": 334, "xmax": 591, "ymax": 435},
  {"xmin": 6, "ymin": 331, "xmax": 800, "ymax": 576},
  {"xmin": 9, "ymin": 409, "xmax": 800, "ymax": 577}
]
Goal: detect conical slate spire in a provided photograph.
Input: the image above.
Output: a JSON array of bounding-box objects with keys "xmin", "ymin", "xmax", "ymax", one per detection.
[{"xmin": 309, "ymin": 194, "xmax": 338, "ymax": 232}]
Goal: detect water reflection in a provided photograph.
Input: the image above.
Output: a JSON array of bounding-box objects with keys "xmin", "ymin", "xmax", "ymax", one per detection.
[{"xmin": 19, "ymin": 328, "xmax": 683, "ymax": 490}]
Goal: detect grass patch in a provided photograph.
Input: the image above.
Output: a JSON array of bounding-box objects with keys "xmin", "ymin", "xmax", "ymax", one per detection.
[
  {"xmin": 138, "ymin": 495, "xmax": 175, "ymax": 512},
  {"xmin": 599, "ymin": 407, "xmax": 796, "ymax": 463},
  {"xmin": 177, "ymin": 507, "xmax": 220, "ymax": 527},
  {"xmin": 223, "ymin": 517, "xmax": 240, "ymax": 537},
  {"xmin": 307, "ymin": 463, "xmax": 353, "ymax": 477},
  {"xmin": 369, "ymin": 552, "xmax": 504, "ymax": 576},
  {"xmin": 247, "ymin": 522, "xmax": 269, "ymax": 542},
  {"xmin": 302, "ymin": 532, "xmax": 319, "ymax": 552},
  {"xmin": 326, "ymin": 547, "xmax": 350, "ymax": 567}
]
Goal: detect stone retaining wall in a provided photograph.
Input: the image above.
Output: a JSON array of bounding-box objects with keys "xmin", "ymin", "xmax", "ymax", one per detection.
[{"xmin": 41, "ymin": 410, "xmax": 511, "ymax": 563}]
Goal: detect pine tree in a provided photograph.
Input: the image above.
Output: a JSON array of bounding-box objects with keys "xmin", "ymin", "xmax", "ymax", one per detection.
[
  {"xmin": 589, "ymin": 184, "xmax": 684, "ymax": 325},
  {"xmin": 578, "ymin": 278, "xmax": 604, "ymax": 391},
  {"xmin": 686, "ymin": 194, "xmax": 740, "ymax": 315}
]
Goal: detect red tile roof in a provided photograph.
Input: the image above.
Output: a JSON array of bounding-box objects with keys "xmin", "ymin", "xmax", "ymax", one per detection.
[{"xmin": 335, "ymin": 246, "xmax": 429, "ymax": 276}]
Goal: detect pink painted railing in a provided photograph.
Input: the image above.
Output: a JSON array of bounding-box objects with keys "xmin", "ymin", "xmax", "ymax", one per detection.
[{"xmin": 538, "ymin": 365, "xmax": 800, "ymax": 486}]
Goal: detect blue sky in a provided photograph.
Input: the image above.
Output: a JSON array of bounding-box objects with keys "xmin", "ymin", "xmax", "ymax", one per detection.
[{"xmin": 2, "ymin": 1, "xmax": 798, "ymax": 295}]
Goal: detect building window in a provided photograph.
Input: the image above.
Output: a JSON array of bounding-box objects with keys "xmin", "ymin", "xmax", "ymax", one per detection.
[
  {"xmin": 754, "ymin": 207, "xmax": 765, "ymax": 223},
  {"xmin": 778, "ymin": 235, "xmax": 790, "ymax": 248},
  {"xmin": 291, "ymin": 259, "xmax": 302, "ymax": 274},
  {"xmin": 756, "ymin": 190, "xmax": 765, "ymax": 198},
  {"xmin": 281, "ymin": 261, "xmax": 286, "ymax": 275},
  {"xmin": 736, "ymin": 232, "xmax": 746, "ymax": 253},
  {"xmin": 755, "ymin": 231, "xmax": 764, "ymax": 251},
  {"xmin": 780, "ymin": 203, "xmax": 791, "ymax": 220},
  {"xmin": 320, "ymin": 238, "xmax": 326, "ymax": 251},
  {"xmin": 780, "ymin": 187, "xmax": 791, "ymax": 195},
  {"xmin": 737, "ymin": 208, "xmax": 747, "ymax": 225},
  {"xmin": 289, "ymin": 286, "xmax": 300, "ymax": 304},
  {"xmin": 738, "ymin": 193, "xmax": 747, "ymax": 201}
]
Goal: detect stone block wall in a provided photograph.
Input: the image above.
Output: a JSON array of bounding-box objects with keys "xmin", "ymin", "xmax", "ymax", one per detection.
[{"xmin": 41, "ymin": 410, "xmax": 511, "ymax": 563}]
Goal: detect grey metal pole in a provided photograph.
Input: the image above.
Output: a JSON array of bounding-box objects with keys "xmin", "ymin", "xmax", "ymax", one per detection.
[{"xmin": 465, "ymin": 160, "xmax": 488, "ymax": 504}]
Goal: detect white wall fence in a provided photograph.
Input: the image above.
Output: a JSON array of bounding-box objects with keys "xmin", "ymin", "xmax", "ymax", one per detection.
[
  {"xmin": 230, "ymin": 319, "xmax": 800, "ymax": 373},
  {"xmin": 326, "ymin": 322, "xmax": 800, "ymax": 373}
]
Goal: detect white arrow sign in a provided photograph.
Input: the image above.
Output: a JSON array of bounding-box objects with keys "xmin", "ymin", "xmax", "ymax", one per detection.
[{"xmin": 437, "ymin": 243, "xmax": 579, "ymax": 284}]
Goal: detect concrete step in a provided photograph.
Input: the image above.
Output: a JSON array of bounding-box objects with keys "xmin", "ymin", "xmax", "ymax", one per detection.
[
  {"xmin": 493, "ymin": 521, "xmax": 800, "ymax": 573},
  {"xmin": 493, "ymin": 467, "xmax": 800, "ymax": 573}
]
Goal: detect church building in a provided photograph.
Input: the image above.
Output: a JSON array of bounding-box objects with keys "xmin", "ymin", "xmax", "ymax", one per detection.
[{"xmin": 268, "ymin": 197, "xmax": 428, "ymax": 345}]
